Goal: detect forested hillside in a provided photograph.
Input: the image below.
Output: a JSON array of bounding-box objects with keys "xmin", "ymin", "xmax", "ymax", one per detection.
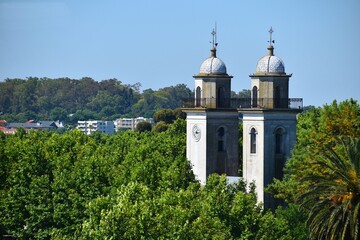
[{"xmin": 0, "ymin": 77, "xmax": 193, "ymax": 124}]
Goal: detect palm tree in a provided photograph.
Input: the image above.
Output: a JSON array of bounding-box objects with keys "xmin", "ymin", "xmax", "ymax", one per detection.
[{"xmin": 297, "ymin": 137, "xmax": 360, "ymax": 240}]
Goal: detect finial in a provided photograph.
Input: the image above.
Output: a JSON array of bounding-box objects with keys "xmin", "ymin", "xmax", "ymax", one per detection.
[
  {"xmin": 267, "ymin": 27, "xmax": 275, "ymax": 56},
  {"xmin": 268, "ymin": 27, "xmax": 275, "ymax": 46},
  {"xmin": 210, "ymin": 23, "xmax": 218, "ymax": 57},
  {"xmin": 211, "ymin": 23, "xmax": 218, "ymax": 48}
]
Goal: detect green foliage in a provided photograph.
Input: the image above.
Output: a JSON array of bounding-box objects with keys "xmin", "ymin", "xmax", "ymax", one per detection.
[
  {"xmin": 270, "ymin": 99, "xmax": 360, "ymax": 202},
  {"xmin": 0, "ymin": 78, "xmax": 193, "ymax": 123},
  {"xmin": 272, "ymin": 204, "xmax": 309, "ymax": 240},
  {"xmin": 130, "ymin": 84, "xmax": 193, "ymax": 118},
  {"xmin": 0, "ymin": 123, "xmax": 297, "ymax": 238},
  {"xmin": 256, "ymin": 211, "xmax": 292, "ymax": 240},
  {"xmin": 135, "ymin": 121, "xmax": 152, "ymax": 132},
  {"xmin": 297, "ymin": 137, "xmax": 360, "ymax": 240},
  {"xmin": 80, "ymin": 182, "xmax": 154, "ymax": 239},
  {"xmin": 154, "ymin": 108, "xmax": 177, "ymax": 124},
  {"xmin": 268, "ymin": 99, "xmax": 360, "ymax": 240},
  {"xmin": 152, "ymin": 108, "xmax": 186, "ymax": 133},
  {"xmin": 231, "ymin": 89, "xmax": 251, "ymax": 98},
  {"xmin": 152, "ymin": 121, "xmax": 169, "ymax": 132},
  {"xmin": 80, "ymin": 175, "xmax": 294, "ymax": 239}
]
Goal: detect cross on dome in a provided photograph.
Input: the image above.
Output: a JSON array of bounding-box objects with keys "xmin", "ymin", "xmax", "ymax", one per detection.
[
  {"xmin": 211, "ymin": 23, "xmax": 218, "ymax": 49},
  {"xmin": 255, "ymin": 27, "xmax": 285, "ymax": 74},
  {"xmin": 198, "ymin": 24, "xmax": 227, "ymax": 75},
  {"xmin": 268, "ymin": 27, "xmax": 274, "ymax": 46}
]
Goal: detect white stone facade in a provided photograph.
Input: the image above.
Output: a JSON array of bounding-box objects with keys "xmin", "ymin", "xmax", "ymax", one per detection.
[
  {"xmin": 186, "ymin": 111, "xmax": 208, "ymax": 184},
  {"xmin": 185, "ymin": 109, "xmax": 239, "ymax": 185},
  {"xmin": 242, "ymin": 110, "xmax": 298, "ymax": 208}
]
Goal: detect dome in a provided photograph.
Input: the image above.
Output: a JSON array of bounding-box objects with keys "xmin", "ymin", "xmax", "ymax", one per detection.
[
  {"xmin": 200, "ymin": 57, "xmax": 227, "ymax": 74},
  {"xmin": 199, "ymin": 48, "xmax": 227, "ymax": 75},
  {"xmin": 255, "ymin": 45, "xmax": 285, "ymax": 74}
]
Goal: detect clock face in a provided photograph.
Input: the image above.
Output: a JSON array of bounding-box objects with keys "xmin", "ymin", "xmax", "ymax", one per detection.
[{"xmin": 192, "ymin": 124, "xmax": 201, "ymax": 142}]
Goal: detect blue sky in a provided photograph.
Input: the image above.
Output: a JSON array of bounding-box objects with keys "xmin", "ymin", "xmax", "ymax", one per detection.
[{"xmin": 0, "ymin": 0, "xmax": 359, "ymax": 107}]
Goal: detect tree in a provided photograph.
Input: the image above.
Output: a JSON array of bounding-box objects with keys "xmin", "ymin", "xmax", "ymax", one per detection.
[
  {"xmin": 152, "ymin": 121, "xmax": 168, "ymax": 132},
  {"xmin": 79, "ymin": 182, "xmax": 155, "ymax": 239},
  {"xmin": 1, "ymin": 78, "xmax": 193, "ymax": 123},
  {"xmin": 50, "ymin": 107, "xmax": 68, "ymax": 122},
  {"xmin": 0, "ymin": 117, "xmax": 298, "ymax": 239},
  {"xmin": 268, "ymin": 99, "xmax": 360, "ymax": 239},
  {"xmin": 153, "ymin": 109, "xmax": 176, "ymax": 124},
  {"xmin": 269, "ymin": 99, "xmax": 360, "ymax": 203},
  {"xmin": 297, "ymin": 137, "xmax": 360, "ymax": 240},
  {"xmin": 231, "ymin": 89, "xmax": 251, "ymax": 98},
  {"xmin": 135, "ymin": 121, "xmax": 152, "ymax": 132}
]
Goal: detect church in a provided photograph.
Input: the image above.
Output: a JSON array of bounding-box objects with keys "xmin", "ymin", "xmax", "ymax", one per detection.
[{"xmin": 183, "ymin": 28, "xmax": 303, "ymax": 209}]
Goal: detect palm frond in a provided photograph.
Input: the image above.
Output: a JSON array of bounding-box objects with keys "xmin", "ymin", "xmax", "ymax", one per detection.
[{"xmin": 297, "ymin": 137, "xmax": 360, "ymax": 240}]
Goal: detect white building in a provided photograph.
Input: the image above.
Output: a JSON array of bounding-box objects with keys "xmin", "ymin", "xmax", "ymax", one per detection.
[
  {"xmin": 115, "ymin": 118, "xmax": 134, "ymax": 130},
  {"xmin": 183, "ymin": 45, "xmax": 239, "ymax": 185},
  {"xmin": 241, "ymin": 35, "xmax": 301, "ymax": 209},
  {"xmin": 183, "ymin": 28, "xmax": 302, "ymax": 209},
  {"xmin": 77, "ymin": 120, "xmax": 115, "ymax": 135},
  {"xmin": 114, "ymin": 117, "xmax": 154, "ymax": 131}
]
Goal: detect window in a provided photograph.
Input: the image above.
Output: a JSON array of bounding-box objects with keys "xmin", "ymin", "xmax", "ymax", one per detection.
[
  {"xmin": 275, "ymin": 128, "xmax": 283, "ymax": 154},
  {"xmin": 218, "ymin": 127, "xmax": 225, "ymax": 151},
  {"xmin": 252, "ymin": 86, "xmax": 258, "ymax": 108},
  {"xmin": 275, "ymin": 86, "xmax": 280, "ymax": 108},
  {"xmin": 217, "ymin": 87, "xmax": 226, "ymax": 108},
  {"xmin": 250, "ymin": 128, "xmax": 257, "ymax": 153},
  {"xmin": 196, "ymin": 86, "xmax": 201, "ymax": 107}
]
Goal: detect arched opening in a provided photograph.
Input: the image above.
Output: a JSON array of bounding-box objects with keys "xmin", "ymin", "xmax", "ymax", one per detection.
[
  {"xmin": 252, "ymin": 86, "xmax": 258, "ymax": 108},
  {"xmin": 275, "ymin": 86, "xmax": 280, "ymax": 108},
  {"xmin": 275, "ymin": 128, "xmax": 283, "ymax": 154},
  {"xmin": 217, "ymin": 87, "xmax": 226, "ymax": 108},
  {"xmin": 218, "ymin": 127, "xmax": 225, "ymax": 152},
  {"xmin": 216, "ymin": 127, "xmax": 226, "ymax": 174},
  {"xmin": 195, "ymin": 86, "xmax": 201, "ymax": 107},
  {"xmin": 250, "ymin": 128, "xmax": 257, "ymax": 154},
  {"xmin": 275, "ymin": 127, "xmax": 285, "ymax": 181},
  {"xmin": 275, "ymin": 86, "xmax": 281, "ymax": 108}
]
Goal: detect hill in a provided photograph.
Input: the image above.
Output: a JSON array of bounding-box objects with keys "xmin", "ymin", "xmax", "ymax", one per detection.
[{"xmin": 0, "ymin": 77, "xmax": 193, "ymax": 124}]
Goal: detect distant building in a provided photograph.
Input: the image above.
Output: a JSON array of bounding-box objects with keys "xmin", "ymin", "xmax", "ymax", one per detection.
[
  {"xmin": 0, "ymin": 120, "xmax": 16, "ymax": 134},
  {"xmin": 115, "ymin": 118, "xmax": 134, "ymax": 130},
  {"xmin": 114, "ymin": 117, "xmax": 154, "ymax": 131},
  {"xmin": 77, "ymin": 120, "xmax": 115, "ymax": 135},
  {"xmin": 0, "ymin": 120, "xmax": 62, "ymax": 134},
  {"xmin": 0, "ymin": 120, "xmax": 6, "ymax": 127}
]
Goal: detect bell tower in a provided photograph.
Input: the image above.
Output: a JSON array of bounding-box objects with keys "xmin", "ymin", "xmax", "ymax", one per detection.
[
  {"xmin": 242, "ymin": 28, "xmax": 302, "ymax": 209},
  {"xmin": 183, "ymin": 28, "xmax": 239, "ymax": 184}
]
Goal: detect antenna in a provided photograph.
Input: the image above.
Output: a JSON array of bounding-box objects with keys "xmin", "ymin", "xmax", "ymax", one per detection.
[{"xmin": 268, "ymin": 27, "xmax": 275, "ymax": 45}]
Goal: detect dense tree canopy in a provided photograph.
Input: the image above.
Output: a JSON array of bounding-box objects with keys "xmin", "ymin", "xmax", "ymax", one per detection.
[
  {"xmin": 0, "ymin": 119, "xmax": 302, "ymax": 239},
  {"xmin": 269, "ymin": 99, "xmax": 360, "ymax": 239},
  {"xmin": 0, "ymin": 78, "xmax": 193, "ymax": 124}
]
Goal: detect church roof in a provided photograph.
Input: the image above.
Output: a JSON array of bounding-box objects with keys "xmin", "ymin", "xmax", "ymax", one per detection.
[
  {"xmin": 199, "ymin": 47, "xmax": 227, "ymax": 75},
  {"xmin": 255, "ymin": 45, "xmax": 285, "ymax": 74}
]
